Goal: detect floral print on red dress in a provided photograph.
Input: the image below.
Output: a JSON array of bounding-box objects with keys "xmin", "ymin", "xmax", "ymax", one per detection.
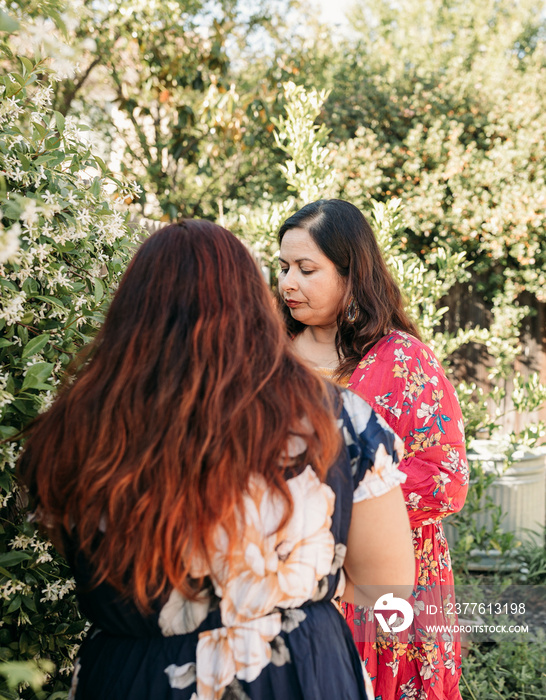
[{"xmin": 345, "ymin": 330, "xmax": 468, "ymax": 700}]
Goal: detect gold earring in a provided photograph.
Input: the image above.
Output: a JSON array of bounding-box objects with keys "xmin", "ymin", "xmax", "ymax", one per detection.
[{"xmin": 345, "ymin": 297, "xmax": 359, "ymax": 324}]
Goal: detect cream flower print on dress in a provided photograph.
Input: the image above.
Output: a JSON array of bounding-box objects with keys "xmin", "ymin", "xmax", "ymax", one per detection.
[
  {"xmin": 164, "ymin": 661, "xmax": 196, "ymax": 689},
  {"xmin": 353, "ymin": 437, "xmax": 407, "ymax": 502},
  {"xmin": 212, "ymin": 466, "xmax": 336, "ymax": 626},
  {"xmin": 159, "ymin": 587, "xmax": 212, "ymax": 636},
  {"xmin": 373, "ymin": 413, "xmax": 404, "ymax": 461},
  {"xmin": 416, "ymin": 401, "xmax": 437, "ymax": 424},
  {"xmin": 440, "ymin": 447, "xmax": 463, "ymax": 474},
  {"xmin": 373, "ymin": 442, "xmax": 396, "ymax": 479},
  {"xmin": 413, "ymin": 599, "xmax": 425, "ymax": 617},
  {"xmin": 357, "ymin": 351, "xmax": 377, "ymax": 370},
  {"xmin": 407, "ymin": 492, "xmax": 422, "ymax": 509},
  {"xmin": 394, "ymin": 347, "xmax": 412, "ymax": 363},
  {"xmin": 457, "ymin": 418, "xmax": 465, "ymax": 439},
  {"xmin": 375, "ymin": 393, "xmax": 403, "ymax": 419},
  {"xmin": 432, "ymin": 472, "xmax": 451, "ymax": 496},
  {"xmin": 386, "ymin": 656, "xmax": 400, "ymax": 677},
  {"xmin": 375, "ymin": 393, "xmax": 391, "ymax": 409},
  {"xmin": 195, "ymin": 613, "xmax": 282, "ymax": 700},
  {"xmin": 186, "ymin": 466, "xmax": 337, "ymax": 699},
  {"xmin": 340, "ymin": 389, "xmax": 373, "ymax": 435}
]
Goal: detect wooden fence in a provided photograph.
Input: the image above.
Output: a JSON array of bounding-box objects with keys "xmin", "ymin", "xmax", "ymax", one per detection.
[{"xmin": 442, "ymin": 282, "xmax": 546, "ymax": 432}]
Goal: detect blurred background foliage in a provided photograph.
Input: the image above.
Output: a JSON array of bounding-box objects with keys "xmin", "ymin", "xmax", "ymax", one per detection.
[
  {"xmin": 5, "ymin": 0, "xmax": 545, "ymax": 296},
  {"xmin": 1, "ymin": 0, "xmax": 546, "ymax": 697}
]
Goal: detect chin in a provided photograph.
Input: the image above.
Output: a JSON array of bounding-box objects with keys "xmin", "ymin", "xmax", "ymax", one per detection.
[{"xmin": 289, "ymin": 309, "xmax": 309, "ymax": 324}]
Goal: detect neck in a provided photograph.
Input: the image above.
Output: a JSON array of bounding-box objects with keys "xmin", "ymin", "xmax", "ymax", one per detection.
[
  {"xmin": 306, "ymin": 323, "xmax": 337, "ymax": 347},
  {"xmin": 293, "ymin": 324, "xmax": 340, "ymax": 370}
]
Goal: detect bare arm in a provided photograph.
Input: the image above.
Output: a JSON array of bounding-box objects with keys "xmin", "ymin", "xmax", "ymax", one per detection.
[{"xmin": 342, "ymin": 485, "xmax": 415, "ymax": 607}]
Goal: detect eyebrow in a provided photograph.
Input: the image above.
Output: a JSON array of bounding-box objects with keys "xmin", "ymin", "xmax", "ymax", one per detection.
[{"xmin": 278, "ymin": 256, "xmax": 317, "ymax": 264}]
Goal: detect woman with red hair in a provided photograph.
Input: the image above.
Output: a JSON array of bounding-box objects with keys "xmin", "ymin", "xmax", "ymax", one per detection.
[{"xmin": 19, "ymin": 220, "xmax": 414, "ymax": 700}]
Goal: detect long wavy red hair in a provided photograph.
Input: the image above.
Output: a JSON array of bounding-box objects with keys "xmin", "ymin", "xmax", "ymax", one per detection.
[{"xmin": 18, "ymin": 221, "xmax": 341, "ymax": 611}]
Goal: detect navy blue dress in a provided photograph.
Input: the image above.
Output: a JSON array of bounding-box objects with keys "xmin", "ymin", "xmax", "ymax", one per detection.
[{"xmin": 67, "ymin": 388, "xmax": 405, "ymax": 700}]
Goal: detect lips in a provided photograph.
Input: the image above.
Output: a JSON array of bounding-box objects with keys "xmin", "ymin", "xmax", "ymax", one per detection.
[{"xmin": 285, "ymin": 299, "xmax": 303, "ymax": 308}]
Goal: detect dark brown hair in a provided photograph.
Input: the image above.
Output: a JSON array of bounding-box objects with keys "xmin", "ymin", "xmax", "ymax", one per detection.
[
  {"xmin": 18, "ymin": 221, "xmax": 340, "ymax": 611},
  {"xmin": 278, "ymin": 199, "xmax": 421, "ymax": 379}
]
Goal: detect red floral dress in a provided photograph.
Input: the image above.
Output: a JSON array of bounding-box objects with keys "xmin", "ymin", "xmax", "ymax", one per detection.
[{"xmin": 344, "ymin": 330, "xmax": 468, "ymax": 700}]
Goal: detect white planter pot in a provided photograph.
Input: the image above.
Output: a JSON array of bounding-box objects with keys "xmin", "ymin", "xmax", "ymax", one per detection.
[{"xmin": 444, "ymin": 440, "xmax": 546, "ymax": 569}]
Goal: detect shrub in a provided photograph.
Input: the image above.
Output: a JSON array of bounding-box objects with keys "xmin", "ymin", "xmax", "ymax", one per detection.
[{"xmin": 0, "ymin": 9, "xmax": 140, "ymax": 696}]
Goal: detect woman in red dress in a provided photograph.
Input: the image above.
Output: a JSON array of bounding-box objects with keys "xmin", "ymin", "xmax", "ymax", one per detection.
[{"xmin": 277, "ymin": 199, "xmax": 468, "ymax": 700}]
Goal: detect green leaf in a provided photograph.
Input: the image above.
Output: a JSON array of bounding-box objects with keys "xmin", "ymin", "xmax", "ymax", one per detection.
[
  {"xmin": 93, "ymin": 279, "xmax": 104, "ymax": 303},
  {"xmin": 93, "ymin": 155, "xmax": 107, "ymax": 172},
  {"xmin": 33, "ymin": 122, "xmax": 47, "ymax": 140},
  {"xmin": 0, "ymin": 473, "xmax": 12, "ymax": 492},
  {"xmin": 18, "ymin": 153, "xmax": 30, "ymax": 170},
  {"xmin": 90, "ymin": 177, "xmax": 101, "ymax": 198},
  {"xmin": 0, "ymin": 11, "xmax": 19, "ymax": 34},
  {"xmin": 21, "ymin": 362, "xmax": 54, "ymax": 390},
  {"xmin": 1, "ymin": 201, "xmax": 20, "ymax": 220},
  {"xmin": 0, "ymin": 279, "xmax": 17, "ymax": 292},
  {"xmin": 21, "ymin": 595, "xmax": 37, "ymax": 613},
  {"xmin": 34, "ymin": 295, "xmax": 66, "ymax": 311},
  {"xmin": 0, "ymin": 659, "xmax": 54, "ymax": 692},
  {"xmin": 4, "ymin": 81, "xmax": 20, "ymax": 98},
  {"xmin": 22, "ymin": 334, "xmax": 50, "ymax": 359},
  {"xmin": 54, "ymin": 111, "xmax": 65, "ymax": 134},
  {"xmin": 0, "ymin": 552, "xmax": 32, "ymax": 568},
  {"xmin": 11, "ymin": 72, "xmax": 25, "ymax": 87},
  {"xmin": 0, "ymin": 426, "xmax": 17, "ymax": 439},
  {"xmin": 17, "ymin": 324, "xmax": 28, "ymax": 344},
  {"xmin": 22, "ymin": 277, "xmax": 39, "ymax": 295},
  {"xmin": 0, "ymin": 339, "xmax": 13, "ymax": 348},
  {"xmin": 57, "ymin": 241, "xmax": 75, "ymax": 252},
  {"xmin": 18, "ymin": 56, "xmax": 33, "ymax": 74},
  {"xmin": 5, "ymin": 596, "xmax": 21, "ymax": 614}
]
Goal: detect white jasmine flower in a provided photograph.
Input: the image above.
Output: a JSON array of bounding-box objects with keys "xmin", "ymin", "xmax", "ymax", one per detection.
[
  {"xmin": 20, "ymin": 200, "xmax": 40, "ymax": 226},
  {"xmin": 34, "ymin": 85, "xmax": 54, "ymax": 108},
  {"xmin": 10, "ymin": 534, "xmax": 33, "ymax": 549},
  {"xmin": 0, "ymin": 290, "xmax": 27, "ymax": 324},
  {"xmin": 0, "ymin": 223, "xmax": 21, "ymax": 263},
  {"xmin": 6, "ymin": 96, "xmax": 23, "ymax": 117}
]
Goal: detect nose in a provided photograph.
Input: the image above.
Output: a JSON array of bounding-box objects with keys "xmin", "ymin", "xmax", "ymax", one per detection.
[{"xmin": 279, "ymin": 267, "xmax": 298, "ymax": 294}]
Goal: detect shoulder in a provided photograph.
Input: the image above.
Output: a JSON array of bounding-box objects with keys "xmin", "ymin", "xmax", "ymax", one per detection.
[
  {"xmin": 338, "ymin": 388, "xmax": 400, "ymax": 449},
  {"xmin": 338, "ymin": 387, "xmax": 374, "ymax": 435},
  {"xmin": 370, "ymin": 331, "xmax": 442, "ymax": 372},
  {"xmin": 375, "ymin": 330, "xmax": 430, "ymax": 356},
  {"xmin": 348, "ymin": 330, "xmax": 449, "ymax": 410},
  {"xmin": 338, "ymin": 388, "xmax": 405, "ymax": 486}
]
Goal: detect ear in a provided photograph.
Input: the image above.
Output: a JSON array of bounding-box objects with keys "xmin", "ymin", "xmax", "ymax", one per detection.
[{"xmin": 338, "ymin": 272, "xmax": 351, "ymax": 297}]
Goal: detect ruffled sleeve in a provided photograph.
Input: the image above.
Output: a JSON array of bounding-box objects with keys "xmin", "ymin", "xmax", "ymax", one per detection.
[
  {"xmin": 338, "ymin": 389, "xmax": 407, "ymax": 504},
  {"xmin": 348, "ymin": 331, "xmax": 468, "ymax": 527}
]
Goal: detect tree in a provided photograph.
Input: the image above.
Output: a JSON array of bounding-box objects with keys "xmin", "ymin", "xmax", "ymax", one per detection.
[
  {"xmin": 43, "ymin": 0, "xmax": 298, "ymax": 220},
  {"xmin": 324, "ymin": 0, "xmax": 546, "ymax": 300}
]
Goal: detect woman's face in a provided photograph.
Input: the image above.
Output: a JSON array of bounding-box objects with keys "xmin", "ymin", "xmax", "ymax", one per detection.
[{"xmin": 279, "ymin": 227, "xmax": 348, "ymax": 328}]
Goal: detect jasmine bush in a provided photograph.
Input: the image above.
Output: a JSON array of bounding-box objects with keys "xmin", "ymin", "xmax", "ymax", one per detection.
[{"xmin": 0, "ymin": 8, "xmax": 141, "ymax": 696}]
